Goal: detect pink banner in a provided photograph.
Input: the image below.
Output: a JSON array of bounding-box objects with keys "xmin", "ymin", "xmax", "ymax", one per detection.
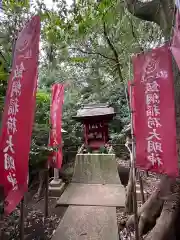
[
  {"xmin": 171, "ymin": 10, "xmax": 180, "ymax": 70},
  {"xmin": 48, "ymin": 84, "xmax": 64, "ymax": 169},
  {"xmin": 0, "ymin": 15, "xmax": 40, "ymax": 214},
  {"xmin": 133, "ymin": 45, "xmax": 178, "ymax": 177}
]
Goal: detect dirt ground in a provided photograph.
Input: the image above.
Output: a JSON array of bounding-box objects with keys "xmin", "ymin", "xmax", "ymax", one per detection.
[{"xmin": 0, "ymin": 197, "xmax": 67, "ymax": 240}]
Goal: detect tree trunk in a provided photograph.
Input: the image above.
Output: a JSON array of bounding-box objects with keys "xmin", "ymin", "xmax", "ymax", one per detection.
[
  {"xmin": 126, "ymin": 176, "xmax": 180, "ymax": 239},
  {"xmin": 34, "ymin": 169, "xmax": 46, "ymax": 200},
  {"xmin": 144, "ymin": 177, "xmax": 180, "ymax": 240}
]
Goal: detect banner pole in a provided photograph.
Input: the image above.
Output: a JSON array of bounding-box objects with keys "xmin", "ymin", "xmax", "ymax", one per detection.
[
  {"xmin": 45, "ymin": 135, "xmax": 50, "ymax": 218},
  {"xmin": 138, "ymin": 171, "xmax": 145, "ymax": 204},
  {"xmin": 44, "ymin": 167, "xmax": 49, "ymax": 218},
  {"xmin": 19, "ymin": 198, "xmax": 25, "ymax": 240},
  {"xmin": 129, "ymin": 82, "xmax": 139, "ymax": 240},
  {"xmin": 0, "ymin": 186, "xmax": 5, "ymax": 239}
]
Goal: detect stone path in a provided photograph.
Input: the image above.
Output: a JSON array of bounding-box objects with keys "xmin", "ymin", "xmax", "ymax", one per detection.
[
  {"xmin": 52, "ymin": 154, "xmax": 125, "ymax": 240},
  {"xmin": 51, "ymin": 206, "xmax": 119, "ymax": 240}
]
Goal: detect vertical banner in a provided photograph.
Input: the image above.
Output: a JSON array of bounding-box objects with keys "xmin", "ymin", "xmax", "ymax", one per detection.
[
  {"xmin": 171, "ymin": 9, "xmax": 180, "ymax": 70},
  {"xmin": 49, "ymin": 84, "xmax": 64, "ymax": 169},
  {"xmin": 0, "ymin": 15, "xmax": 40, "ymax": 214},
  {"xmin": 133, "ymin": 45, "xmax": 178, "ymax": 177}
]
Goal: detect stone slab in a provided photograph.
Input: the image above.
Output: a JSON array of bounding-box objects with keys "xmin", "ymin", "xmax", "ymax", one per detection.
[
  {"xmin": 72, "ymin": 154, "xmax": 121, "ymax": 184},
  {"xmin": 51, "ymin": 206, "xmax": 119, "ymax": 240},
  {"xmin": 57, "ymin": 183, "xmax": 125, "ymax": 207}
]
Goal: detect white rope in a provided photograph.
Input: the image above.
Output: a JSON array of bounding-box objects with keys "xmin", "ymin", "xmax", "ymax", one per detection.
[{"xmin": 169, "ymin": 0, "xmax": 176, "ymax": 43}]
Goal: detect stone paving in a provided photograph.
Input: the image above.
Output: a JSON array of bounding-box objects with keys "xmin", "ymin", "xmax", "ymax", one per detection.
[{"xmin": 52, "ymin": 154, "xmax": 125, "ymax": 240}]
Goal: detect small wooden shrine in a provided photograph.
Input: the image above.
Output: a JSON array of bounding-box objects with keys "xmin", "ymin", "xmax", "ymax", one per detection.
[{"xmin": 73, "ymin": 103, "xmax": 116, "ymax": 150}]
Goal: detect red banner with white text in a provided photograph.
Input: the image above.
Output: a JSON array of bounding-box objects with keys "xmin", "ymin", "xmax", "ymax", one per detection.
[
  {"xmin": 0, "ymin": 15, "xmax": 40, "ymax": 214},
  {"xmin": 133, "ymin": 45, "xmax": 178, "ymax": 177},
  {"xmin": 48, "ymin": 84, "xmax": 64, "ymax": 169}
]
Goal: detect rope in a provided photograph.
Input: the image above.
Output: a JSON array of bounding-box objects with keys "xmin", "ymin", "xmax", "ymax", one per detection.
[{"xmin": 169, "ymin": 0, "xmax": 176, "ymax": 44}]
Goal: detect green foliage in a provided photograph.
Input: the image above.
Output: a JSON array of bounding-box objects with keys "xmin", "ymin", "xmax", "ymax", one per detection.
[
  {"xmin": 29, "ymin": 91, "xmax": 50, "ymax": 172},
  {"xmin": 99, "ymin": 146, "xmax": 108, "ymax": 154},
  {"xmin": 30, "ymin": 123, "xmax": 49, "ymax": 169},
  {"xmin": 35, "ymin": 90, "xmax": 50, "ymax": 124}
]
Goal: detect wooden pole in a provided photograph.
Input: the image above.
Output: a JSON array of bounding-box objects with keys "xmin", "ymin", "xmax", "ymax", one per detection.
[
  {"xmin": 44, "ymin": 134, "xmax": 51, "ymax": 218},
  {"xmin": 138, "ymin": 171, "xmax": 145, "ymax": 204},
  {"xmin": 44, "ymin": 168, "xmax": 49, "ymax": 218},
  {"xmin": 19, "ymin": 198, "xmax": 25, "ymax": 240},
  {"xmin": 0, "ymin": 186, "xmax": 5, "ymax": 240},
  {"xmin": 130, "ymin": 82, "xmax": 140, "ymax": 240}
]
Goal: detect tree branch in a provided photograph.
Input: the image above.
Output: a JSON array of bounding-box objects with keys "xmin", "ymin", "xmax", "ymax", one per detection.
[
  {"xmin": 72, "ymin": 47, "xmax": 116, "ymax": 62},
  {"xmin": 103, "ymin": 22, "xmax": 124, "ymax": 82},
  {"xmin": 125, "ymin": 0, "xmax": 161, "ymax": 25},
  {"xmin": 127, "ymin": 15, "xmax": 144, "ymax": 52},
  {"xmin": 0, "ymin": 51, "xmax": 8, "ymax": 66}
]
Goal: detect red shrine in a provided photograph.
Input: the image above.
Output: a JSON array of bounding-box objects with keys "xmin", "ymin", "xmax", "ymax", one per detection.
[{"xmin": 74, "ymin": 104, "xmax": 116, "ymax": 150}]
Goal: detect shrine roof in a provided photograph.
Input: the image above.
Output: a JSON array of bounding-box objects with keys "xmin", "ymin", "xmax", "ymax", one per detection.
[{"xmin": 73, "ymin": 103, "xmax": 116, "ymax": 119}]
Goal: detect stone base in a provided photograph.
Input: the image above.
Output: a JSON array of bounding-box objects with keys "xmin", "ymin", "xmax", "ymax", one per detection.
[
  {"xmin": 72, "ymin": 154, "xmax": 120, "ymax": 184},
  {"xmin": 49, "ymin": 180, "xmax": 66, "ymax": 197},
  {"xmin": 50, "ymin": 179, "xmax": 63, "ymax": 187}
]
